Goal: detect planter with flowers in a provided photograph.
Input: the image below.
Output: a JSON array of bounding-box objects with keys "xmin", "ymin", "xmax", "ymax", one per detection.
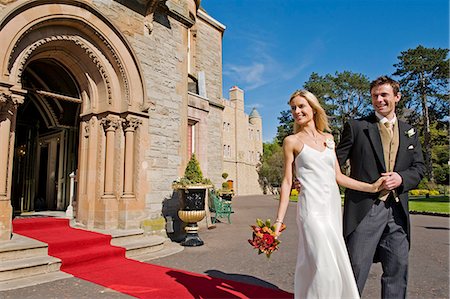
[
  {"xmin": 219, "ymin": 172, "xmax": 234, "ymax": 201},
  {"xmin": 172, "ymin": 154, "xmax": 212, "ymax": 246}
]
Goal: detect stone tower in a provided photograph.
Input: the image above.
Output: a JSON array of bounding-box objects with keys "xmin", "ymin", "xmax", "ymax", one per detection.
[{"xmin": 222, "ymin": 86, "xmax": 263, "ymax": 195}]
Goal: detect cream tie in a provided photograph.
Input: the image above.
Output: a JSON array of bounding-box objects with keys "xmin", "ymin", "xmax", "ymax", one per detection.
[
  {"xmin": 380, "ymin": 121, "xmax": 398, "ymax": 202},
  {"xmin": 384, "ymin": 121, "xmax": 393, "ymax": 138}
]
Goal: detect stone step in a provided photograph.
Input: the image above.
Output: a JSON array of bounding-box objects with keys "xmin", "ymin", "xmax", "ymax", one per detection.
[
  {"xmin": 132, "ymin": 240, "xmax": 184, "ymax": 262},
  {"xmin": 0, "ymin": 271, "xmax": 72, "ymax": 291},
  {"xmin": 0, "ymin": 234, "xmax": 49, "ymax": 261},
  {"xmin": 0, "ymin": 255, "xmax": 61, "ymax": 282},
  {"xmin": 0, "ymin": 228, "xmax": 181, "ymax": 290}
]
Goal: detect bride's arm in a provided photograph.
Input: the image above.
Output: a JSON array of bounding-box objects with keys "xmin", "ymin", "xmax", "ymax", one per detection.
[
  {"xmin": 327, "ymin": 132, "xmax": 384, "ymax": 193},
  {"xmin": 274, "ymin": 136, "xmax": 298, "ymax": 235},
  {"xmin": 335, "ymin": 159, "xmax": 384, "ymax": 193}
]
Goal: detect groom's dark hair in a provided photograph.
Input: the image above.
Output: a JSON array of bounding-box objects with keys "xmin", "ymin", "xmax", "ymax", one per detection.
[{"xmin": 370, "ymin": 76, "xmax": 400, "ymax": 95}]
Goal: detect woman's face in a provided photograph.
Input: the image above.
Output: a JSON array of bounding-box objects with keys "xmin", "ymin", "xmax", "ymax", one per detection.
[{"xmin": 290, "ymin": 96, "xmax": 314, "ymax": 127}]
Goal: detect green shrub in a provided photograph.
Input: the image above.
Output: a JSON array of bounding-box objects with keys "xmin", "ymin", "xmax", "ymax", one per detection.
[
  {"xmin": 184, "ymin": 154, "xmax": 203, "ymax": 183},
  {"xmin": 172, "ymin": 154, "xmax": 212, "ymax": 188},
  {"xmin": 409, "ymin": 189, "xmax": 429, "ymax": 196},
  {"xmin": 409, "ymin": 189, "xmax": 441, "ymax": 196},
  {"xmin": 429, "ymin": 190, "xmax": 440, "ymax": 196}
]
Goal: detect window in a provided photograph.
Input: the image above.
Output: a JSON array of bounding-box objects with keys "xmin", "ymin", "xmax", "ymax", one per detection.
[
  {"xmin": 187, "ymin": 28, "xmax": 197, "ymax": 75},
  {"xmin": 188, "ymin": 120, "xmax": 197, "ymax": 159}
]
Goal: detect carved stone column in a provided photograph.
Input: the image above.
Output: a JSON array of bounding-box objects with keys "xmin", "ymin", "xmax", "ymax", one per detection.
[
  {"xmin": 76, "ymin": 118, "xmax": 98, "ymax": 228},
  {"xmin": 119, "ymin": 116, "xmax": 142, "ymax": 229},
  {"xmin": 122, "ymin": 116, "xmax": 142, "ymax": 198},
  {"xmin": 0, "ymin": 99, "xmax": 12, "ymax": 198},
  {"xmin": 0, "ymin": 89, "xmax": 24, "ymax": 240},
  {"xmin": 101, "ymin": 117, "xmax": 120, "ymax": 197},
  {"xmin": 97, "ymin": 116, "xmax": 120, "ymax": 229}
]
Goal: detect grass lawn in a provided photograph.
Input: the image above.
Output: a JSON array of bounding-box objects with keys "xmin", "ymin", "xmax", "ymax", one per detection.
[
  {"xmin": 409, "ymin": 195, "xmax": 449, "ymax": 214},
  {"xmin": 288, "ymin": 195, "xmax": 450, "ymax": 215}
]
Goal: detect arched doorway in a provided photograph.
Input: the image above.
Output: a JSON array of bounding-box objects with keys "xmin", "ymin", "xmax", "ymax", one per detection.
[
  {"xmin": 0, "ymin": 1, "xmax": 148, "ymax": 239},
  {"xmin": 11, "ymin": 59, "xmax": 81, "ymax": 214}
]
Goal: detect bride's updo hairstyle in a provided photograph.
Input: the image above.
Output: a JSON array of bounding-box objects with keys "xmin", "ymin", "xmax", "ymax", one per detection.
[{"xmin": 288, "ymin": 89, "xmax": 331, "ymax": 134}]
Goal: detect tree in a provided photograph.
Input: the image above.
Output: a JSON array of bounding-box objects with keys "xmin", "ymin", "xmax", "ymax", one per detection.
[
  {"xmin": 275, "ymin": 110, "xmax": 294, "ymax": 146},
  {"xmin": 257, "ymin": 141, "xmax": 284, "ymax": 194},
  {"xmin": 429, "ymin": 121, "xmax": 449, "ymax": 185},
  {"xmin": 393, "ymin": 45, "xmax": 450, "ymax": 181},
  {"xmin": 304, "ymin": 71, "xmax": 372, "ymax": 139},
  {"xmin": 275, "ymin": 71, "xmax": 372, "ymax": 143}
]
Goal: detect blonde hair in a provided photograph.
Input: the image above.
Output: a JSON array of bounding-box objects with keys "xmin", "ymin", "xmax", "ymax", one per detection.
[{"xmin": 288, "ymin": 89, "xmax": 331, "ymax": 134}]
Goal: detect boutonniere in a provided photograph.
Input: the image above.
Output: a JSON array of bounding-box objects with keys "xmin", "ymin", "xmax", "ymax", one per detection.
[
  {"xmin": 325, "ymin": 138, "xmax": 335, "ymax": 149},
  {"xmin": 405, "ymin": 128, "xmax": 416, "ymax": 138}
]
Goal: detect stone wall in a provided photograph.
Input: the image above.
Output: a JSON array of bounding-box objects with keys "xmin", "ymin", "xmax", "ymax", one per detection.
[{"xmin": 92, "ymin": 0, "xmax": 189, "ymax": 217}]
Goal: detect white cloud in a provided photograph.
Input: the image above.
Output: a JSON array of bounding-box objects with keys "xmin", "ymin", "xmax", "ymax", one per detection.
[
  {"xmin": 223, "ymin": 36, "xmax": 325, "ymax": 93},
  {"xmin": 223, "ymin": 63, "xmax": 267, "ymax": 91}
]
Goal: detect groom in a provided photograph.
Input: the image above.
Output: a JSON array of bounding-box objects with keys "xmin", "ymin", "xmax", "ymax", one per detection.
[{"xmin": 336, "ymin": 76, "xmax": 425, "ymax": 298}]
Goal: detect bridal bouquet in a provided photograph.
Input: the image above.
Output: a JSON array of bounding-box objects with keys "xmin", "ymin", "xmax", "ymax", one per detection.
[{"xmin": 248, "ymin": 219, "xmax": 286, "ymax": 258}]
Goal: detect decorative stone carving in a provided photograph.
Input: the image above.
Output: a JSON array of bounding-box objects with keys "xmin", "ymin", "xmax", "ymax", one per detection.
[
  {"xmin": 101, "ymin": 116, "xmax": 120, "ymax": 132},
  {"xmin": 0, "ymin": 91, "xmax": 12, "ymax": 104},
  {"xmin": 12, "ymin": 33, "xmax": 130, "ymax": 105},
  {"xmin": 122, "ymin": 116, "xmax": 142, "ymax": 132}
]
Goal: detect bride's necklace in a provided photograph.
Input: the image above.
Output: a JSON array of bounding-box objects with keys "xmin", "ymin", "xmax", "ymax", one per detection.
[{"xmin": 305, "ymin": 130, "xmax": 319, "ymax": 144}]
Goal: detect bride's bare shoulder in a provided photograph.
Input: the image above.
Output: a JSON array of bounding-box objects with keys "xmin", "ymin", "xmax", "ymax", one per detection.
[
  {"xmin": 283, "ymin": 134, "xmax": 304, "ymax": 155},
  {"xmin": 283, "ymin": 134, "xmax": 304, "ymax": 145}
]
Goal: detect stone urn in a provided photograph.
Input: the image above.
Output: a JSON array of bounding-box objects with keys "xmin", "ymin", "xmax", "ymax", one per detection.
[{"xmin": 177, "ymin": 185, "xmax": 209, "ymax": 246}]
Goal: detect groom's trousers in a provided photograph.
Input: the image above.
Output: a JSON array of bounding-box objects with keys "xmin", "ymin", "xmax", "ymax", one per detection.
[{"xmin": 346, "ymin": 199, "xmax": 409, "ymax": 299}]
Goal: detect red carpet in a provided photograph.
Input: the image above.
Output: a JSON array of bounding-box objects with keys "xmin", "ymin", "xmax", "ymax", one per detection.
[{"xmin": 13, "ymin": 217, "xmax": 293, "ymax": 299}]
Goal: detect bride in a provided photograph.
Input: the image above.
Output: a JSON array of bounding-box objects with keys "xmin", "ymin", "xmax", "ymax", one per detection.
[{"xmin": 274, "ymin": 90, "xmax": 385, "ymax": 299}]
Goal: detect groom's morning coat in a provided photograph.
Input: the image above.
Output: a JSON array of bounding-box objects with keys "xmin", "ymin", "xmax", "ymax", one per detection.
[{"xmin": 336, "ymin": 114, "xmax": 425, "ymax": 242}]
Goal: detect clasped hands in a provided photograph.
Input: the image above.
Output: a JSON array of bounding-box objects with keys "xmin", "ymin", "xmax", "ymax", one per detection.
[
  {"xmin": 377, "ymin": 172, "xmax": 402, "ymax": 192},
  {"xmin": 292, "ymin": 171, "xmax": 403, "ymax": 193}
]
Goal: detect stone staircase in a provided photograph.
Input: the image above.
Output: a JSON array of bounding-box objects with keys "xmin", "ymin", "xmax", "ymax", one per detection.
[{"xmin": 0, "ymin": 221, "xmax": 183, "ymax": 291}]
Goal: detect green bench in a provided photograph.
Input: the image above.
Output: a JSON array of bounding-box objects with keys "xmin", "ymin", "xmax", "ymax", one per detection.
[{"xmin": 209, "ymin": 190, "xmax": 233, "ymax": 224}]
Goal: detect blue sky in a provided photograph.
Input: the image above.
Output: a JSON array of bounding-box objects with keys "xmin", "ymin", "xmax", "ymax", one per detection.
[{"xmin": 201, "ymin": 0, "xmax": 449, "ymax": 142}]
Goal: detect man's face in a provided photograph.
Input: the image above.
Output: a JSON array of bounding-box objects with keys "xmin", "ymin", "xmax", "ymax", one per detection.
[{"xmin": 371, "ymin": 83, "xmax": 401, "ymax": 118}]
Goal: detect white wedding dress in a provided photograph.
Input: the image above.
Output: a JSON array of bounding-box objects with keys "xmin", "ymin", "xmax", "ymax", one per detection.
[{"xmin": 294, "ymin": 143, "xmax": 360, "ymax": 299}]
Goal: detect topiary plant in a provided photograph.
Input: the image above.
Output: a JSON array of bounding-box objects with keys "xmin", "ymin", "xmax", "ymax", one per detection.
[
  {"xmin": 184, "ymin": 154, "xmax": 203, "ymax": 184},
  {"xmin": 172, "ymin": 154, "xmax": 212, "ymax": 189}
]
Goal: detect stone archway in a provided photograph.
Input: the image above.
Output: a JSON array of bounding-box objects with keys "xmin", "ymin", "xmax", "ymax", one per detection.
[
  {"xmin": 0, "ymin": 0, "xmax": 149, "ymax": 240},
  {"xmin": 11, "ymin": 59, "xmax": 81, "ymax": 214}
]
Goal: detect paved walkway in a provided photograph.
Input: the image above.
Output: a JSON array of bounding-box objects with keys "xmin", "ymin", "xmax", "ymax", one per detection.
[{"xmin": 1, "ymin": 195, "xmax": 449, "ymax": 298}]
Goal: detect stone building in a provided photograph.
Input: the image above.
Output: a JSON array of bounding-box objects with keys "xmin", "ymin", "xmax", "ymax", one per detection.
[
  {"xmin": 222, "ymin": 86, "xmax": 263, "ymax": 195},
  {"xmin": 0, "ymin": 0, "xmax": 262, "ymax": 241}
]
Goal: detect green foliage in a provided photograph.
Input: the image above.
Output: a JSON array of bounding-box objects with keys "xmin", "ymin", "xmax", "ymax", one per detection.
[
  {"xmin": 184, "ymin": 154, "xmax": 203, "ymax": 183},
  {"xmin": 393, "ymin": 45, "xmax": 449, "ymax": 122},
  {"xmin": 393, "ymin": 45, "xmax": 450, "ymax": 181},
  {"xmin": 275, "ymin": 71, "xmax": 371, "ymax": 143},
  {"xmin": 303, "ymin": 71, "xmax": 372, "ymax": 136},
  {"xmin": 417, "ymin": 178, "xmax": 429, "ymax": 190},
  {"xmin": 276, "ymin": 110, "xmax": 294, "ymax": 145},
  {"xmin": 173, "ymin": 154, "xmax": 211, "ymax": 188},
  {"xmin": 409, "ymin": 189, "xmax": 440, "ymax": 196},
  {"xmin": 433, "ymin": 164, "xmax": 449, "ymax": 185},
  {"xmin": 257, "ymin": 140, "xmax": 283, "ymax": 194},
  {"xmin": 221, "ymin": 172, "xmax": 229, "ymax": 180}
]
